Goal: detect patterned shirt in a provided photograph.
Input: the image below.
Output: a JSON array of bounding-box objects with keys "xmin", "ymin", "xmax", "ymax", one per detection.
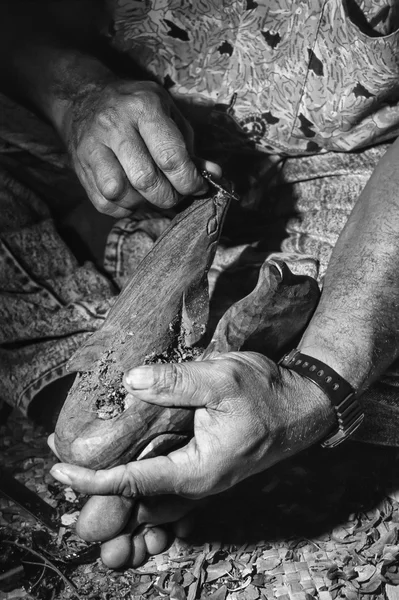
[{"xmin": 110, "ymin": 0, "xmax": 399, "ymax": 154}]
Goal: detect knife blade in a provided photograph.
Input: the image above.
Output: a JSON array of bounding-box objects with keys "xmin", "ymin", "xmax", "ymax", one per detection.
[{"xmin": 201, "ymin": 170, "xmax": 240, "ymax": 202}]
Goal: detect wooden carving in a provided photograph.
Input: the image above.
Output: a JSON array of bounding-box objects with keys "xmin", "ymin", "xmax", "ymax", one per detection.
[
  {"xmin": 54, "ymin": 189, "xmax": 321, "ymax": 470},
  {"xmin": 54, "ymin": 189, "xmax": 231, "ymax": 468}
]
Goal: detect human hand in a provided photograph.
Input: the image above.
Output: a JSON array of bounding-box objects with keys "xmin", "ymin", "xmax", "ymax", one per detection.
[
  {"xmin": 51, "ymin": 352, "xmax": 335, "ymax": 501},
  {"xmin": 59, "ymin": 78, "xmax": 221, "ymax": 217}
]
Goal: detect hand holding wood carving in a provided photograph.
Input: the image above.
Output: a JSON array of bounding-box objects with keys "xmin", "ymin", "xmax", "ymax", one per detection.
[
  {"xmin": 51, "ymin": 352, "xmax": 334, "ymax": 500},
  {"xmin": 60, "ymin": 78, "xmax": 220, "ymax": 216}
]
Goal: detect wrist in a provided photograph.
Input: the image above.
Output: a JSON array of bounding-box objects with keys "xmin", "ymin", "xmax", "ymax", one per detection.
[
  {"xmin": 279, "ymin": 349, "xmax": 364, "ymax": 448},
  {"xmin": 45, "ymin": 52, "xmax": 115, "ymax": 137},
  {"xmin": 278, "ymin": 364, "xmax": 336, "ymax": 450}
]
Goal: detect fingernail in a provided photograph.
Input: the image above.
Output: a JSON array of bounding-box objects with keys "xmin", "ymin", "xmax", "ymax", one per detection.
[
  {"xmin": 50, "ymin": 466, "xmax": 72, "ymax": 486},
  {"xmin": 124, "ymin": 366, "xmax": 154, "ymax": 389},
  {"xmin": 200, "ymin": 160, "xmax": 222, "ymax": 178}
]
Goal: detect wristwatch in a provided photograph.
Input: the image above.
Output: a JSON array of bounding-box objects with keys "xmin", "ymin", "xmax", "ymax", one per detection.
[{"xmin": 279, "ymin": 349, "xmax": 364, "ymax": 448}]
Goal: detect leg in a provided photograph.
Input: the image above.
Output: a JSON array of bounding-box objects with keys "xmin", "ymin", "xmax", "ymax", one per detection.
[
  {"xmin": 0, "ymin": 164, "xmax": 117, "ymax": 418},
  {"xmin": 0, "ymin": 92, "xmax": 118, "ymax": 419}
]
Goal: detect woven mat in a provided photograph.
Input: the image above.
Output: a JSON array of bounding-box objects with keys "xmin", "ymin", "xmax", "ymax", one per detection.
[{"xmin": 2, "ymin": 409, "xmax": 399, "ymax": 600}]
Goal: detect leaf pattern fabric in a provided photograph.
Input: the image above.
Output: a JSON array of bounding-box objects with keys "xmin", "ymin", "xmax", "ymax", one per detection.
[{"xmin": 110, "ymin": 0, "xmax": 399, "ymax": 153}]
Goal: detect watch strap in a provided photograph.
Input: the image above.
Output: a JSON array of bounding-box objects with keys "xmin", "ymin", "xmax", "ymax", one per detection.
[{"xmin": 279, "ymin": 349, "xmax": 364, "ymax": 448}]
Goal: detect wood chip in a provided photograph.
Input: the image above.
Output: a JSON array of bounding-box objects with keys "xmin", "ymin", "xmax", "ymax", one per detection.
[
  {"xmin": 168, "ymin": 582, "xmax": 187, "ymax": 600},
  {"xmin": 206, "ymin": 560, "xmax": 232, "ymax": 583},
  {"xmin": 60, "ymin": 511, "xmax": 80, "ymax": 526}
]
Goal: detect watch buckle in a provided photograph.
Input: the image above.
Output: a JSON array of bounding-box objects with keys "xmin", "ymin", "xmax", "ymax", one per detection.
[{"xmin": 321, "ymin": 412, "xmax": 364, "ymax": 448}]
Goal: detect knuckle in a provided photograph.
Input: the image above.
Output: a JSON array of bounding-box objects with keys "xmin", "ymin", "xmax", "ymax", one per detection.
[
  {"xmin": 95, "ymin": 107, "xmax": 119, "ymax": 131},
  {"xmin": 75, "ymin": 138, "xmax": 100, "ymax": 164},
  {"xmin": 154, "ymin": 364, "xmax": 181, "ymax": 394},
  {"xmin": 157, "ymin": 145, "xmax": 185, "ymax": 173},
  {"xmin": 75, "ymin": 141, "xmax": 89, "ymax": 163},
  {"xmin": 87, "ymin": 146, "xmax": 105, "ymax": 164},
  {"xmin": 178, "ymin": 172, "xmax": 200, "ymax": 195},
  {"xmin": 156, "ymin": 189, "xmax": 179, "ymax": 209},
  {"xmin": 129, "ymin": 88, "xmax": 163, "ymax": 117},
  {"xmin": 119, "ymin": 465, "xmax": 141, "ymax": 497},
  {"xmin": 215, "ymin": 357, "xmax": 243, "ymax": 388},
  {"xmin": 132, "ymin": 167, "xmax": 159, "ymax": 192},
  {"xmin": 98, "ymin": 176, "xmax": 121, "ymax": 200},
  {"xmin": 229, "ymin": 364, "xmax": 245, "ymax": 388}
]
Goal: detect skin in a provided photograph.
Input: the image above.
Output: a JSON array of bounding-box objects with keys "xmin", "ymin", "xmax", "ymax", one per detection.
[
  {"xmin": 4, "ymin": 0, "xmax": 399, "ymax": 568},
  {"xmin": 58, "ymin": 77, "xmax": 219, "ymax": 218},
  {"xmin": 0, "ymin": 1, "xmax": 220, "ymax": 218},
  {"xmin": 50, "ymin": 353, "xmax": 335, "ymax": 497}
]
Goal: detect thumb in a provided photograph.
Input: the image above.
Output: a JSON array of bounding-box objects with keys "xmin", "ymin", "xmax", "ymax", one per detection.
[
  {"xmin": 123, "ymin": 360, "xmax": 219, "ymax": 407},
  {"xmin": 50, "ymin": 450, "xmax": 202, "ymax": 498}
]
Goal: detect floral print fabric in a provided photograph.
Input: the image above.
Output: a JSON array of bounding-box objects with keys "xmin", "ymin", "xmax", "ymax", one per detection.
[{"xmin": 110, "ymin": 0, "xmax": 399, "ymax": 154}]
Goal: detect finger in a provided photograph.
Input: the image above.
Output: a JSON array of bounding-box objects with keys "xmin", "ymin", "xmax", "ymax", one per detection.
[
  {"xmin": 135, "ymin": 495, "xmax": 199, "ymax": 527},
  {"xmin": 50, "ymin": 451, "xmax": 198, "ymax": 497},
  {"xmin": 189, "ymin": 157, "xmax": 223, "ymax": 197},
  {"xmin": 123, "ymin": 360, "xmax": 225, "ymax": 407},
  {"xmin": 171, "ymin": 105, "xmax": 195, "ymax": 154},
  {"xmin": 75, "ymin": 161, "xmax": 132, "ymax": 218},
  {"xmin": 173, "ymin": 512, "xmax": 196, "ymax": 538},
  {"xmin": 168, "ymin": 106, "xmax": 222, "ymax": 193},
  {"xmin": 86, "ymin": 144, "xmax": 145, "ymax": 211},
  {"xmin": 138, "ymin": 115, "xmax": 208, "ymax": 199},
  {"xmin": 51, "ymin": 438, "xmax": 215, "ymax": 499},
  {"xmin": 109, "ymin": 129, "xmax": 180, "ymax": 208}
]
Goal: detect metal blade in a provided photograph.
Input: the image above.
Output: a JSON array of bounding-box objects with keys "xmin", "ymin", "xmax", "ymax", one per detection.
[{"xmin": 201, "ymin": 170, "xmax": 240, "ymax": 202}]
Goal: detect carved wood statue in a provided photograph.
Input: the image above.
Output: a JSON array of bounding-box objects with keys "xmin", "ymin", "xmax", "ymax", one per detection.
[{"xmin": 54, "ymin": 185, "xmax": 320, "ymax": 471}]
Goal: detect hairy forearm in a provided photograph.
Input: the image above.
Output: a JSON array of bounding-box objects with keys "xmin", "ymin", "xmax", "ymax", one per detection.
[
  {"xmin": 0, "ymin": 0, "xmax": 112, "ymax": 131},
  {"xmin": 300, "ymin": 137, "xmax": 399, "ymax": 393}
]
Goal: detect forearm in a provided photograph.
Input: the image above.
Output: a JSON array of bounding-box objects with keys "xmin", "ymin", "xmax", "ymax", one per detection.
[
  {"xmin": 300, "ymin": 137, "xmax": 399, "ymax": 393},
  {"xmin": 0, "ymin": 0, "xmax": 112, "ymax": 132}
]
